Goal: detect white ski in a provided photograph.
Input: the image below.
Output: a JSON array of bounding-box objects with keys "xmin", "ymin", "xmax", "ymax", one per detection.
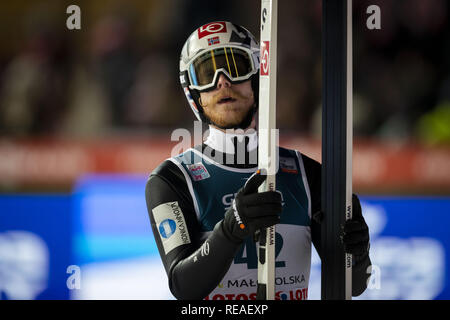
[{"xmin": 257, "ymin": 0, "xmax": 278, "ymax": 300}]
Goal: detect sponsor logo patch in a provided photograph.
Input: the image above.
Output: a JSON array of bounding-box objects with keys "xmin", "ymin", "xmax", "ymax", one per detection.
[
  {"xmin": 158, "ymin": 219, "xmax": 176, "ymax": 238},
  {"xmin": 184, "ymin": 87, "xmax": 198, "ymax": 111},
  {"xmin": 260, "ymin": 41, "xmax": 270, "ymax": 76},
  {"xmin": 198, "ymin": 22, "xmax": 227, "ymax": 39},
  {"xmin": 187, "ymin": 163, "xmax": 210, "ymax": 181},
  {"xmin": 153, "ymin": 201, "xmax": 191, "ymax": 254},
  {"xmin": 179, "ymin": 74, "xmax": 186, "ymax": 85},
  {"xmin": 204, "ymin": 287, "xmax": 308, "ymax": 300},
  {"xmin": 280, "ymin": 157, "xmax": 298, "ymax": 174}
]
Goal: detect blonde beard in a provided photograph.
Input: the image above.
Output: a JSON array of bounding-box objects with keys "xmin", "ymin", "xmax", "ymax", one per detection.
[
  {"xmin": 202, "ymin": 89, "xmax": 255, "ymax": 129},
  {"xmin": 203, "ymin": 104, "xmax": 254, "ymax": 128}
]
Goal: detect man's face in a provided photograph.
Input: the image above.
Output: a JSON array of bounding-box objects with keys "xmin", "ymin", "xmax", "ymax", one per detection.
[{"xmin": 199, "ymin": 74, "xmax": 255, "ymax": 129}]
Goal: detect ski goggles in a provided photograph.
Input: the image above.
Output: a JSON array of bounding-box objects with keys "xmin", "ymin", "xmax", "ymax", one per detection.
[{"xmin": 187, "ymin": 46, "xmax": 258, "ymax": 92}]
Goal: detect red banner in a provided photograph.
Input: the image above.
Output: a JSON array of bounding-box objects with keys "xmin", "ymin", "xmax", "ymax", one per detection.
[{"xmin": 0, "ymin": 137, "xmax": 448, "ymax": 193}]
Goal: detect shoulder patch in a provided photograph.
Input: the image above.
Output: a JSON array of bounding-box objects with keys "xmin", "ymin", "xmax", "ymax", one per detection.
[
  {"xmin": 152, "ymin": 201, "xmax": 191, "ymax": 254},
  {"xmin": 280, "ymin": 156, "xmax": 298, "ymax": 174},
  {"xmin": 187, "ymin": 163, "xmax": 211, "ymax": 181}
]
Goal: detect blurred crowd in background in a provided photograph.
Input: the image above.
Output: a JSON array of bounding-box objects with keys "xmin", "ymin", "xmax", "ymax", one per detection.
[
  {"xmin": 0, "ymin": 0, "xmax": 448, "ymax": 144},
  {"xmin": 1, "ymin": 1, "xmax": 450, "ymax": 302}
]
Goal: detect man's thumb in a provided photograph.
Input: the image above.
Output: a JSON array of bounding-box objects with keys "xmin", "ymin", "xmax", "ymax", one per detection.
[{"xmin": 242, "ymin": 169, "xmax": 267, "ymax": 194}]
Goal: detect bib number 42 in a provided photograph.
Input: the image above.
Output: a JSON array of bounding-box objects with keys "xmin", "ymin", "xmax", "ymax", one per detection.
[{"xmin": 234, "ymin": 232, "xmax": 285, "ymax": 269}]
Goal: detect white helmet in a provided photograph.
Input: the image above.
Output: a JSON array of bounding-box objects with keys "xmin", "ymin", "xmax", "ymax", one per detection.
[{"xmin": 179, "ymin": 21, "xmax": 260, "ymax": 124}]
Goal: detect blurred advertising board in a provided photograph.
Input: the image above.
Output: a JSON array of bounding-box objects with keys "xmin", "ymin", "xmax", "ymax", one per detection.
[
  {"xmin": 71, "ymin": 174, "xmax": 173, "ymax": 299},
  {"xmin": 0, "ymin": 195, "xmax": 72, "ymax": 299},
  {"xmin": 0, "ymin": 138, "xmax": 449, "ymax": 193},
  {"xmin": 309, "ymin": 196, "xmax": 450, "ymax": 300},
  {"xmin": 0, "ymin": 174, "xmax": 449, "ymax": 299}
]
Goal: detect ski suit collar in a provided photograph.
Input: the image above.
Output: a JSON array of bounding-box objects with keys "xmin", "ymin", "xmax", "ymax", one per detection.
[{"xmin": 204, "ymin": 125, "xmax": 258, "ymax": 155}]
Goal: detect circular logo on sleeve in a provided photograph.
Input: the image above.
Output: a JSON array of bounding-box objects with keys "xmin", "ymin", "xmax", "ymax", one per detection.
[{"xmin": 158, "ymin": 219, "xmax": 177, "ymax": 238}]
